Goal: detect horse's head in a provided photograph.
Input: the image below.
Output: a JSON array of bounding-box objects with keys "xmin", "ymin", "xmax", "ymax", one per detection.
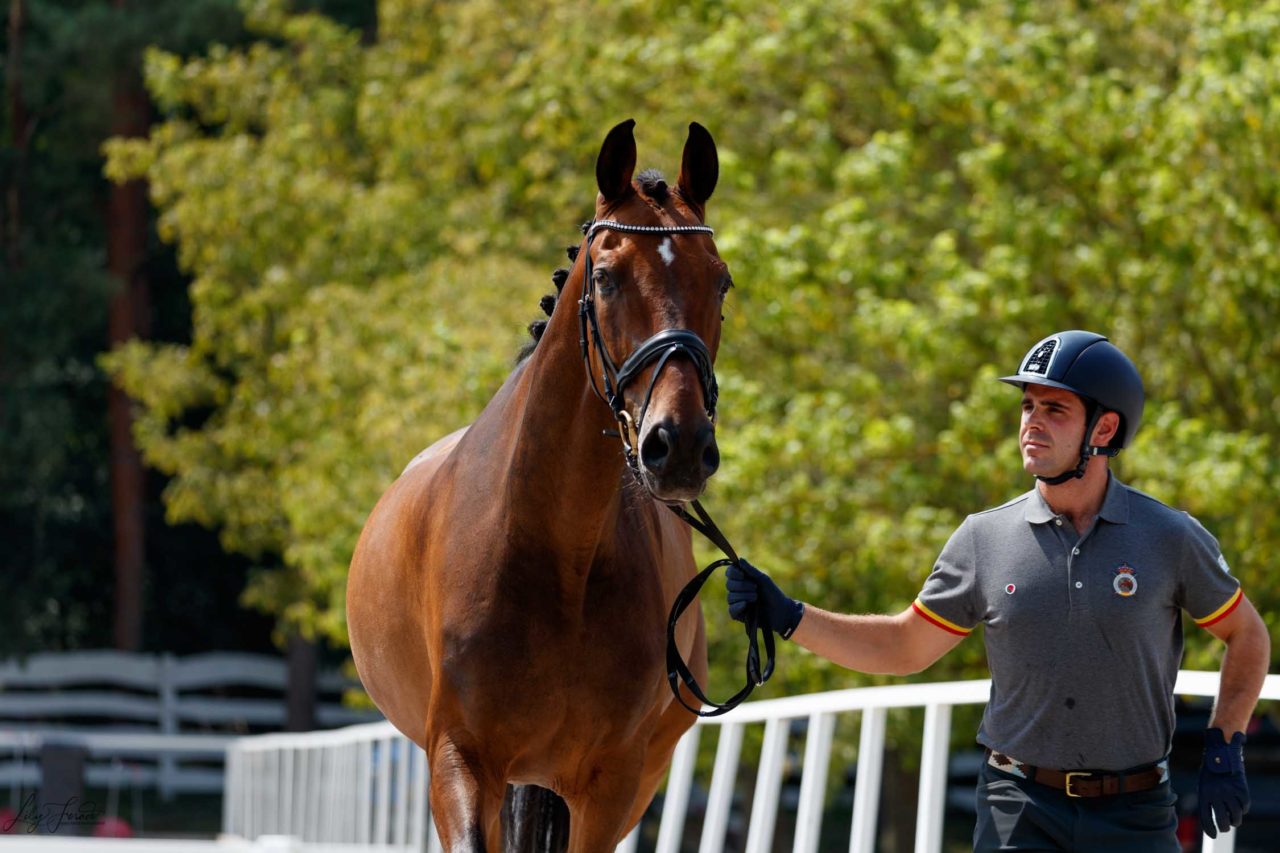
[{"xmin": 580, "ymin": 119, "xmax": 730, "ymax": 503}]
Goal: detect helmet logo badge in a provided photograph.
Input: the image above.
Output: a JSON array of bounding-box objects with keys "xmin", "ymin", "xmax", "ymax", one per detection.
[
  {"xmin": 1020, "ymin": 336, "xmax": 1061, "ymax": 377},
  {"xmin": 1113, "ymin": 565, "xmax": 1137, "ymax": 597}
]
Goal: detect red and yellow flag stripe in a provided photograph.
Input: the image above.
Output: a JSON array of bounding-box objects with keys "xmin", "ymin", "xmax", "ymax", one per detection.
[
  {"xmin": 1194, "ymin": 587, "xmax": 1244, "ymax": 628},
  {"xmin": 912, "ymin": 599, "xmax": 973, "ymax": 637}
]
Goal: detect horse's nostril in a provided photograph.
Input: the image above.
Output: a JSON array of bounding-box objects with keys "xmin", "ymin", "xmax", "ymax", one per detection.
[
  {"xmin": 697, "ymin": 425, "xmax": 719, "ymax": 478},
  {"xmin": 701, "ymin": 440, "xmax": 720, "ymax": 478},
  {"xmin": 640, "ymin": 426, "xmax": 672, "ymax": 472}
]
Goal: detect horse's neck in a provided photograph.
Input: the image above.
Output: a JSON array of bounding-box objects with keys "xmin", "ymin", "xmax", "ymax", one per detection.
[{"xmin": 487, "ymin": 319, "xmax": 633, "ymax": 560}]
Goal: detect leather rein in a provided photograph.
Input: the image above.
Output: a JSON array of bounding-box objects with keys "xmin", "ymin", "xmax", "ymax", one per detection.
[{"xmin": 577, "ymin": 219, "xmax": 775, "ymax": 718}]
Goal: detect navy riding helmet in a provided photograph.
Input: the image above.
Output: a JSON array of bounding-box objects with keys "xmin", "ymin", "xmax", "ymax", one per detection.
[{"xmin": 999, "ymin": 330, "xmax": 1145, "ymax": 484}]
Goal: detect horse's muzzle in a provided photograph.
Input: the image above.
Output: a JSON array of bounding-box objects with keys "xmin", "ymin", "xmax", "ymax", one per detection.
[{"xmin": 638, "ymin": 417, "xmax": 719, "ymax": 500}]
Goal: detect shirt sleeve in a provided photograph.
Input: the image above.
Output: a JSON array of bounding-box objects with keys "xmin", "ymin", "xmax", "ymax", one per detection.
[
  {"xmin": 913, "ymin": 518, "xmax": 980, "ymax": 636},
  {"xmin": 1177, "ymin": 513, "xmax": 1243, "ymax": 629}
]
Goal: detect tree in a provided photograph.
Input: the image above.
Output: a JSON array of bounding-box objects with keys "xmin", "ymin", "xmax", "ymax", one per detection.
[
  {"xmin": 0, "ymin": 0, "xmax": 256, "ymax": 655},
  {"xmin": 106, "ymin": 0, "xmax": 1279, "ymax": 703}
]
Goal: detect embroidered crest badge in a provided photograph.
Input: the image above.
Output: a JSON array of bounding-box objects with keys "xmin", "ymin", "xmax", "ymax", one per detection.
[{"xmin": 1113, "ymin": 564, "xmax": 1137, "ymax": 597}]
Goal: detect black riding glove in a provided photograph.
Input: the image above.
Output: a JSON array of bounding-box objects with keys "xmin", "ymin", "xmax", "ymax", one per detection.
[
  {"xmin": 1199, "ymin": 727, "xmax": 1249, "ymax": 838},
  {"xmin": 725, "ymin": 559, "xmax": 805, "ymax": 639}
]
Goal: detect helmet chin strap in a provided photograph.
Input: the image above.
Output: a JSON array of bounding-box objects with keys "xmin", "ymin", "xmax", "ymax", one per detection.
[{"xmin": 1035, "ymin": 405, "xmax": 1120, "ymax": 486}]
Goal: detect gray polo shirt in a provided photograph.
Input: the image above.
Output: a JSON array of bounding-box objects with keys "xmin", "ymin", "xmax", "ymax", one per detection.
[{"xmin": 913, "ymin": 474, "xmax": 1242, "ymax": 771}]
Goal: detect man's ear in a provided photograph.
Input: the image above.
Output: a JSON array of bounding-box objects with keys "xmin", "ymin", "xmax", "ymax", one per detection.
[{"xmin": 1091, "ymin": 411, "xmax": 1121, "ymax": 447}]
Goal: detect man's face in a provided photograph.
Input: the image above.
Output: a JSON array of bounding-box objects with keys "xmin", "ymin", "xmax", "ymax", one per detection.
[{"xmin": 1019, "ymin": 384, "xmax": 1087, "ymax": 478}]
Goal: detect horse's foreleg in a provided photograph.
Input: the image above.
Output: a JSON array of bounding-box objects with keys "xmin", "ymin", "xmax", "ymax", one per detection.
[
  {"xmin": 619, "ymin": 621, "xmax": 707, "ymax": 836},
  {"xmin": 428, "ymin": 733, "xmax": 504, "ymax": 852},
  {"xmin": 562, "ymin": 764, "xmax": 644, "ymax": 853}
]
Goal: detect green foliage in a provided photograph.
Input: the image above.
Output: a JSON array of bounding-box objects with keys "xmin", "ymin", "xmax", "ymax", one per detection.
[
  {"xmin": 106, "ymin": 0, "xmax": 1280, "ymax": 713},
  {"xmin": 1, "ymin": 0, "xmax": 248, "ymax": 654}
]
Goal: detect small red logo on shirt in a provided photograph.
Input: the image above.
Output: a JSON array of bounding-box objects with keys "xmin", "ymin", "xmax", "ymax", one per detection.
[
  {"xmin": 1005, "ymin": 583, "xmax": 1016, "ymax": 595},
  {"xmin": 1113, "ymin": 565, "xmax": 1137, "ymax": 597}
]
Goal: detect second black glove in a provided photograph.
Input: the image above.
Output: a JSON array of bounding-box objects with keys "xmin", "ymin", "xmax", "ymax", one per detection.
[{"xmin": 725, "ymin": 559, "xmax": 805, "ymax": 639}]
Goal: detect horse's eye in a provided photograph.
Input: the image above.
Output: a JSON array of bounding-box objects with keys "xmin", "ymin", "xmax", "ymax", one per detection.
[
  {"xmin": 592, "ymin": 268, "xmax": 615, "ymax": 291},
  {"xmin": 717, "ymin": 275, "xmax": 734, "ymax": 300}
]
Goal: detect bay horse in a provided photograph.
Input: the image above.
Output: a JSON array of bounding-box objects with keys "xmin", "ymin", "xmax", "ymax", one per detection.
[{"xmin": 347, "ymin": 120, "xmax": 731, "ymax": 852}]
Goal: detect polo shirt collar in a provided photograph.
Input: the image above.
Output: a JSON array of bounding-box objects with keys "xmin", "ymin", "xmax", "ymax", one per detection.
[
  {"xmin": 1098, "ymin": 473, "xmax": 1130, "ymax": 524},
  {"xmin": 1023, "ymin": 472, "xmax": 1130, "ymax": 525},
  {"xmin": 1024, "ymin": 487, "xmax": 1057, "ymax": 524}
]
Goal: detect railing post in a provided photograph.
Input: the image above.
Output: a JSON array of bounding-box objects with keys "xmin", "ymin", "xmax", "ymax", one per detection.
[
  {"xmin": 295, "ymin": 747, "xmax": 311, "ymax": 841},
  {"xmin": 615, "ymin": 825, "xmax": 640, "ymax": 853},
  {"xmin": 411, "ymin": 741, "xmax": 431, "ymax": 853},
  {"xmin": 281, "ymin": 746, "xmax": 291, "ymax": 837},
  {"xmin": 244, "ymin": 749, "xmax": 257, "ymax": 840},
  {"xmin": 793, "ymin": 712, "xmax": 835, "ymax": 853},
  {"xmin": 745, "ymin": 717, "xmax": 790, "ymax": 853},
  {"xmin": 327, "ymin": 742, "xmax": 343, "ymax": 835},
  {"xmin": 395, "ymin": 738, "xmax": 412, "ymax": 847},
  {"xmin": 221, "ymin": 745, "xmax": 236, "ymax": 836},
  {"xmin": 914, "ymin": 703, "xmax": 952, "ymax": 853},
  {"xmin": 374, "ymin": 737, "xmax": 392, "ymax": 843},
  {"xmin": 699, "ymin": 722, "xmax": 744, "ymax": 853},
  {"xmin": 266, "ymin": 748, "xmax": 280, "ymax": 835},
  {"xmin": 357, "ymin": 739, "xmax": 372, "ymax": 843},
  {"xmin": 654, "ymin": 726, "xmax": 701, "ymax": 853},
  {"xmin": 1203, "ymin": 829, "xmax": 1237, "ymax": 853},
  {"xmin": 850, "ymin": 706, "xmax": 886, "ymax": 853},
  {"xmin": 307, "ymin": 746, "xmax": 322, "ymax": 843}
]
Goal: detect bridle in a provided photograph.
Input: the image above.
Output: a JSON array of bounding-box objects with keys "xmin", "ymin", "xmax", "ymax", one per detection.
[
  {"xmin": 577, "ymin": 220, "xmax": 719, "ymax": 471},
  {"xmin": 576, "ymin": 219, "xmax": 775, "ymax": 718}
]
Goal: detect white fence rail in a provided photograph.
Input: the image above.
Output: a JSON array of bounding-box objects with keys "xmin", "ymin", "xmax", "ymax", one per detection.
[
  {"xmin": 224, "ymin": 670, "xmax": 1280, "ymax": 852},
  {"xmin": 0, "ymin": 650, "xmax": 379, "ymax": 798}
]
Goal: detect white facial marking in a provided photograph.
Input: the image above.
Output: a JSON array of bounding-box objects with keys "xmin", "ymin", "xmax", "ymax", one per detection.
[{"xmin": 658, "ymin": 237, "xmax": 676, "ymax": 267}]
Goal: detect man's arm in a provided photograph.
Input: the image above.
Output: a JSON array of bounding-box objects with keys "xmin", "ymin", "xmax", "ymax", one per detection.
[
  {"xmin": 790, "ymin": 604, "xmax": 967, "ymax": 676},
  {"xmin": 1203, "ymin": 593, "xmax": 1271, "ymax": 736}
]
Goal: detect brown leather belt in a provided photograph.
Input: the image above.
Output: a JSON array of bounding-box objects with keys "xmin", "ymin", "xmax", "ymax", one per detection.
[{"xmin": 986, "ymin": 749, "xmax": 1168, "ymax": 798}]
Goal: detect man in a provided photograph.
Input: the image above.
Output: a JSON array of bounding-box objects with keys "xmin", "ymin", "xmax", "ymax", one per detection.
[{"xmin": 728, "ymin": 330, "xmax": 1270, "ymax": 851}]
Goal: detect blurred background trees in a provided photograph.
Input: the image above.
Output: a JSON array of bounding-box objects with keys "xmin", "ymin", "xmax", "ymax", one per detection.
[
  {"xmin": 0, "ymin": 0, "xmax": 369, "ymax": 655},
  {"xmin": 8, "ymin": 0, "xmax": 1278, "ymax": 703}
]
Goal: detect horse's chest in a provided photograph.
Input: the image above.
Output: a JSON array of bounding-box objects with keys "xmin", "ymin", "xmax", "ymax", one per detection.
[{"xmin": 438, "ymin": 554, "xmax": 668, "ymax": 719}]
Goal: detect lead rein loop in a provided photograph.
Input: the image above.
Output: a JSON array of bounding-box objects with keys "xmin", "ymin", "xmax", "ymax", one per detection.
[{"xmin": 665, "ymin": 499, "xmax": 776, "ymax": 718}]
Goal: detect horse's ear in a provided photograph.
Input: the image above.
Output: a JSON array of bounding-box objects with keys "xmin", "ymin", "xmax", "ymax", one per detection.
[
  {"xmin": 597, "ymin": 119, "xmax": 637, "ymax": 203},
  {"xmin": 677, "ymin": 122, "xmax": 718, "ymax": 215}
]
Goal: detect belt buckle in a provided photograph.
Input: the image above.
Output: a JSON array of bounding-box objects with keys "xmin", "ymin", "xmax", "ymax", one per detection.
[{"xmin": 1064, "ymin": 771, "xmax": 1090, "ymax": 798}]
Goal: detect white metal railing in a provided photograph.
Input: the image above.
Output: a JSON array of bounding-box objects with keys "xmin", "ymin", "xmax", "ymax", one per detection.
[{"xmin": 224, "ymin": 670, "xmax": 1280, "ymax": 852}]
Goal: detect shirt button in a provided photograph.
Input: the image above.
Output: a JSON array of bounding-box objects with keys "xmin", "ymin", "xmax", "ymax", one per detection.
[
  {"xmin": 1075, "ymin": 581, "xmax": 1083, "ymax": 589},
  {"xmin": 1055, "ymin": 519, "xmax": 1063, "ymax": 526},
  {"xmin": 1072, "ymin": 547, "xmax": 1080, "ymax": 555}
]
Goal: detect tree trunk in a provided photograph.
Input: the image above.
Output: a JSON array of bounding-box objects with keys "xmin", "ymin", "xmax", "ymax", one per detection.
[
  {"xmin": 5, "ymin": 0, "xmax": 27, "ymax": 269},
  {"xmin": 107, "ymin": 0, "xmax": 150, "ymax": 651},
  {"xmin": 286, "ymin": 633, "xmax": 318, "ymax": 731}
]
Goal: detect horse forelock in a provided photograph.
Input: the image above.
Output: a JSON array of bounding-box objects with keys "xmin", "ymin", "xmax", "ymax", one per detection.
[{"xmin": 636, "ymin": 168, "xmax": 668, "ymax": 203}]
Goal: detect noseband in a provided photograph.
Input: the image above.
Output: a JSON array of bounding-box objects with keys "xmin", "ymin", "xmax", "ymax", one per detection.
[
  {"xmin": 574, "ymin": 219, "xmax": 776, "ymax": 718},
  {"xmin": 577, "ymin": 220, "xmax": 719, "ymax": 471}
]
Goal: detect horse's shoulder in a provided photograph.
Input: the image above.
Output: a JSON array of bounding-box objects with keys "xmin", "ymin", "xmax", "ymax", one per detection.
[{"xmin": 402, "ymin": 425, "xmax": 469, "ymax": 476}]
